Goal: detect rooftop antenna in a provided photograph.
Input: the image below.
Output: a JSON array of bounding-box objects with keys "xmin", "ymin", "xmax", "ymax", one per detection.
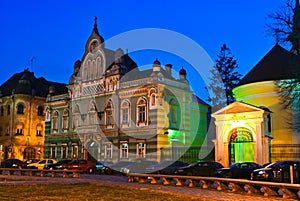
[{"xmin": 29, "ymin": 56, "xmax": 36, "ymax": 72}]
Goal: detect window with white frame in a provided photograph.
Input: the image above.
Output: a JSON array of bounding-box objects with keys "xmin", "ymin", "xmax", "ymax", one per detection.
[
  {"xmin": 105, "ymin": 143, "xmax": 113, "ymax": 159},
  {"xmin": 72, "ymin": 144, "xmax": 78, "ymax": 158},
  {"xmin": 88, "ymin": 103, "xmax": 97, "ymax": 125},
  {"xmin": 61, "ymin": 144, "xmax": 68, "ymax": 159},
  {"xmin": 73, "ymin": 105, "xmax": 80, "ymax": 130},
  {"xmin": 105, "ymin": 100, "xmax": 114, "ymax": 126},
  {"xmin": 137, "ymin": 98, "xmax": 147, "ymax": 125},
  {"xmin": 52, "ymin": 111, "xmax": 59, "ymax": 131},
  {"xmin": 137, "ymin": 142, "xmax": 146, "ymax": 158},
  {"xmin": 50, "ymin": 144, "xmax": 57, "ymax": 158},
  {"xmin": 62, "ymin": 110, "xmax": 69, "ymax": 131},
  {"xmin": 121, "ymin": 100, "xmax": 130, "ymax": 125},
  {"xmin": 120, "ymin": 142, "xmax": 128, "ymax": 158}
]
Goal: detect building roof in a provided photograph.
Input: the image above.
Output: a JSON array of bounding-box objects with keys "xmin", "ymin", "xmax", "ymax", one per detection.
[
  {"xmin": 0, "ymin": 69, "xmax": 68, "ymax": 97},
  {"xmin": 237, "ymin": 44, "xmax": 300, "ymax": 86}
]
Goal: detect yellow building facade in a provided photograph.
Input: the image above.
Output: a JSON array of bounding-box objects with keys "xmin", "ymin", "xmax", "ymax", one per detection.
[
  {"xmin": 0, "ymin": 69, "xmax": 67, "ymax": 161},
  {"xmin": 213, "ymin": 45, "xmax": 300, "ymax": 167}
]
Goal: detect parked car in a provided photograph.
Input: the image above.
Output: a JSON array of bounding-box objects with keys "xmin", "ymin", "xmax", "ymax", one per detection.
[
  {"xmin": 43, "ymin": 160, "xmax": 72, "ymax": 170},
  {"xmin": 61, "ymin": 159, "xmax": 96, "ymax": 174},
  {"xmin": 102, "ymin": 161, "xmax": 133, "ymax": 175},
  {"xmin": 27, "ymin": 159, "xmax": 57, "ymax": 170},
  {"xmin": 174, "ymin": 161, "xmax": 224, "ymax": 176},
  {"xmin": 146, "ymin": 160, "xmax": 189, "ymax": 175},
  {"xmin": 96, "ymin": 161, "xmax": 113, "ymax": 174},
  {"xmin": 251, "ymin": 161, "xmax": 300, "ymax": 183},
  {"xmin": 214, "ymin": 162, "xmax": 262, "ymax": 179},
  {"xmin": 25, "ymin": 159, "xmax": 40, "ymax": 164},
  {"xmin": 0, "ymin": 159, "xmax": 27, "ymax": 169},
  {"xmin": 121, "ymin": 159, "xmax": 158, "ymax": 174}
]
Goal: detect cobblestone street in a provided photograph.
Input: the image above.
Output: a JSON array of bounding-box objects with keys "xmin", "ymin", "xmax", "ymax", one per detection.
[{"xmin": 0, "ymin": 174, "xmax": 298, "ymax": 201}]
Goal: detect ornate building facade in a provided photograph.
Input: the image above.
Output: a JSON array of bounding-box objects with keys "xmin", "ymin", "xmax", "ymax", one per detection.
[
  {"xmin": 0, "ymin": 69, "xmax": 67, "ymax": 161},
  {"xmin": 44, "ymin": 19, "xmax": 210, "ymax": 163}
]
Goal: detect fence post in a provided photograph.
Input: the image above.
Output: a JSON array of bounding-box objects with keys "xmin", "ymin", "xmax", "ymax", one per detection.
[{"xmin": 290, "ymin": 165, "xmax": 294, "ymax": 184}]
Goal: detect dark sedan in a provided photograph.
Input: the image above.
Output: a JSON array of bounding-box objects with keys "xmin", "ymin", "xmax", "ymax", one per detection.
[
  {"xmin": 174, "ymin": 161, "xmax": 224, "ymax": 176},
  {"xmin": 0, "ymin": 159, "xmax": 27, "ymax": 169},
  {"xmin": 102, "ymin": 161, "xmax": 133, "ymax": 175},
  {"xmin": 251, "ymin": 161, "xmax": 300, "ymax": 183},
  {"xmin": 43, "ymin": 160, "xmax": 72, "ymax": 170},
  {"xmin": 146, "ymin": 160, "xmax": 189, "ymax": 175},
  {"xmin": 215, "ymin": 162, "xmax": 262, "ymax": 179}
]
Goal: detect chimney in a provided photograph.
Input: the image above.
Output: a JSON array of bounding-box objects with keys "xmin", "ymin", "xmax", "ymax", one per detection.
[{"xmin": 165, "ymin": 64, "xmax": 172, "ymax": 77}]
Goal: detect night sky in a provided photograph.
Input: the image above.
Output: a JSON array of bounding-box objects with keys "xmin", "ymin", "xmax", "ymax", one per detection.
[{"xmin": 0, "ymin": 0, "xmax": 286, "ymax": 98}]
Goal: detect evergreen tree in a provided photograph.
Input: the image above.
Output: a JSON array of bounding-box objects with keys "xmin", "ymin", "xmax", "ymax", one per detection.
[{"xmin": 207, "ymin": 44, "xmax": 242, "ymax": 111}]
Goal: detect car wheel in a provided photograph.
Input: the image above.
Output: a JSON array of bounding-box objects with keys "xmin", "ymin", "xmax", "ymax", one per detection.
[
  {"xmin": 268, "ymin": 173, "xmax": 274, "ymax": 181},
  {"xmin": 187, "ymin": 172, "xmax": 193, "ymax": 176}
]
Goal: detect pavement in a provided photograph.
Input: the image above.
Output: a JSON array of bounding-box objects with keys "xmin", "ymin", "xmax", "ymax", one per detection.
[{"xmin": 0, "ymin": 174, "xmax": 298, "ymax": 201}]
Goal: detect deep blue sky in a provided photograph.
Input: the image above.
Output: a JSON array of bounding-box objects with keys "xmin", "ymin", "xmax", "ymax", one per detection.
[{"xmin": 0, "ymin": 1, "xmax": 286, "ymax": 98}]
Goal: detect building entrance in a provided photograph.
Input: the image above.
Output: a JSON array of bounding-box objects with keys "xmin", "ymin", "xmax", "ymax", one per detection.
[{"xmin": 229, "ymin": 128, "xmax": 254, "ymax": 164}]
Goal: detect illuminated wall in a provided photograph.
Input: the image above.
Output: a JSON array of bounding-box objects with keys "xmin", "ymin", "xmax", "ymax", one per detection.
[{"xmin": 212, "ymin": 102, "xmax": 271, "ymax": 167}]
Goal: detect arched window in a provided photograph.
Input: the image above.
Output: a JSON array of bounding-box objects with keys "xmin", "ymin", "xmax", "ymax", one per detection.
[
  {"xmin": 92, "ymin": 60, "xmax": 96, "ymax": 80},
  {"xmin": 149, "ymin": 88, "xmax": 157, "ymax": 108},
  {"xmin": 52, "ymin": 111, "xmax": 59, "ymax": 132},
  {"xmin": 7, "ymin": 105, "xmax": 10, "ymax": 115},
  {"xmin": 17, "ymin": 103, "xmax": 24, "ymax": 114},
  {"xmin": 105, "ymin": 100, "xmax": 114, "ymax": 126},
  {"xmin": 137, "ymin": 98, "xmax": 147, "ymax": 126},
  {"xmin": 0, "ymin": 106, "xmax": 3, "ymax": 116},
  {"xmin": 169, "ymin": 99, "xmax": 179, "ymax": 123},
  {"xmin": 97, "ymin": 57, "xmax": 101, "ymax": 77},
  {"xmin": 121, "ymin": 100, "xmax": 130, "ymax": 125},
  {"xmin": 62, "ymin": 110, "xmax": 69, "ymax": 131},
  {"xmin": 87, "ymin": 60, "xmax": 91, "ymax": 80},
  {"xmin": 37, "ymin": 106, "xmax": 43, "ymax": 116},
  {"xmin": 88, "ymin": 103, "xmax": 97, "ymax": 125},
  {"xmin": 73, "ymin": 105, "xmax": 80, "ymax": 130}
]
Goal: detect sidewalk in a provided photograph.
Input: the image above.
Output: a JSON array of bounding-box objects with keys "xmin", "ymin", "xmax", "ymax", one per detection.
[{"xmin": 0, "ymin": 174, "xmax": 298, "ymax": 201}]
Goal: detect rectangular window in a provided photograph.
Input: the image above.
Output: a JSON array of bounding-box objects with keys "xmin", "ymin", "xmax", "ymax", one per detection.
[
  {"xmin": 138, "ymin": 106, "xmax": 146, "ymax": 122},
  {"xmin": 172, "ymin": 107, "xmax": 177, "ymax": 123},
  {"xmin": 50, "ymin": 145, "xmax": 57, "ymax": 158},
  {"xmin": 36, "ymin": 130, "xmax": 42, "ymax": 136},
  {"xmin": 7, "ymin": 105, "xmax": 10, "ymax": 116},
  {"xmin": 122, "ymin": 108, "xmax": 129, "ymax": 124},
  {"xmin": 120, "ymin": 142, "xmax": 128, "ymax": 158},
  {"xmin": 0, "ymin": 106, "xmax": 3, "ymax": 116},
  {"xmin": 16, "ymin": 128, "xmax": 23, "ymax": 135},
  {"xmin": 106, "ymin": 110, "xmax": 113, "ymax": 125},
  {"xmin": 105, "ymin": 143, "xmax": 113, "ymax": 159},
  {"xmin": 137, "ymin": 142, "xmax": 146, "ymax": 158},
  {"xmin": 61, "ymin": 145, "xmax": 68, "ymax": 159},
  {"xmin": 72, "ymin": 145, "xmax": 78, "ymax": 158}
]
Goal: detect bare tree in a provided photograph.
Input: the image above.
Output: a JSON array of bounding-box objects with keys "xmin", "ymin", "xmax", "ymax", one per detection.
[{"xmin": 267, "ymin": 0, "xmax": 300, "ymax": 130}]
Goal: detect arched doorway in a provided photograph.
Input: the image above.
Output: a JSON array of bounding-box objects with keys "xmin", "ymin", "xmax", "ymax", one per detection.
[
  {"xmin": 228, "ymin": 128, "xmax": 254, "ymax": 164},
  {"xmin": 86, "ymin": 141, "xmax": 99, "ymax": 162},
  {"xmin": 23, "ymin": 147, "xmax": 36, "ymax": 160}
]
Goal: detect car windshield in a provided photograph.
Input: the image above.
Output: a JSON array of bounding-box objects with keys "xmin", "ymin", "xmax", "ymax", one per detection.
[
  {"xmin": 265, "ymin": 162, "xmax": 283, "ymax": 168},
  {"xmin": 229, "ymin": 163, "xmax": 239, "ymax": 169}
]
